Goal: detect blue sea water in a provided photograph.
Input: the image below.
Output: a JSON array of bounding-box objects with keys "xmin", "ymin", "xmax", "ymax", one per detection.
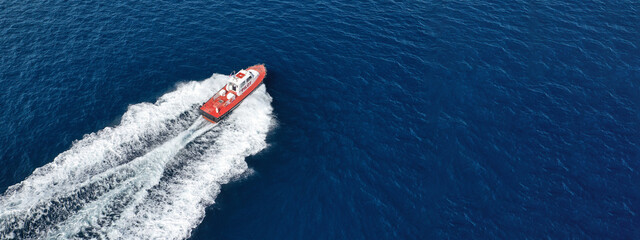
[{"xmin": 1, "ymin": 0, "xmax": 639, "ymax": 239}]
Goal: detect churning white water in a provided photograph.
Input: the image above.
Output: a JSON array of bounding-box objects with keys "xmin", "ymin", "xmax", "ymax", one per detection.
[{"xmin": 0, "ymin": 74, "xmax": 274, "ymax": 239}]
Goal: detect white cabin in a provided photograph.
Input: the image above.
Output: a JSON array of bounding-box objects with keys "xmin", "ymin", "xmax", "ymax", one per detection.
[{"xmin": 226, "ymin": 69, "xmax": 259, "ymax": 96}]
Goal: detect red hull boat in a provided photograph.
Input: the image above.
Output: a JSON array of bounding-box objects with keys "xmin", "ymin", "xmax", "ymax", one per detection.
[{"xmin": 199, "ymin": 64, "xmax": 266, "ymax": 123}]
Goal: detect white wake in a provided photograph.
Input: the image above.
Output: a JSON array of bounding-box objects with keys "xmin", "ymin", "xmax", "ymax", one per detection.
[{"xmin": 0, "ymin": 74, "xmax": 274, "ymax": 239}]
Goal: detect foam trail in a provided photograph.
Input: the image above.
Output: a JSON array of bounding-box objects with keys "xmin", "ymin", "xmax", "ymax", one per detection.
[
  {"xmin": 0, "ymin": 74, "xmax": 274, "ymax": 239},
  {"xmin": 45, "ymin": 119, "xmax": 214, "ymax": 239}
]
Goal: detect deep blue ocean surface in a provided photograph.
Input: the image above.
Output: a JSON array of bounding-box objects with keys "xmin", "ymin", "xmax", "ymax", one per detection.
[{"xmin": 1, "ymin": 0, "xmax": 639, "ymax": 239}]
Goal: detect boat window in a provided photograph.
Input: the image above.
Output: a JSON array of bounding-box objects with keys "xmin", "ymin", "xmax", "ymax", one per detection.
[{"xmin": 227, "ymin": 83, "xmax": 238, "ymax": 92}]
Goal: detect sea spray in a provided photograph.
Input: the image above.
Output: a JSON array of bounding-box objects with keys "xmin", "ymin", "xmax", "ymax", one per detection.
[{"xmin": 0, "ymin": 74, "xmax": 274, "ymax": 239}]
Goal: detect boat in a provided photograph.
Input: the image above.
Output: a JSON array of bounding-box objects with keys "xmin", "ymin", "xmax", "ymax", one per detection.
[{"xmin": 199, "ymin": 64, "xmax": 266, "ymax": 123}]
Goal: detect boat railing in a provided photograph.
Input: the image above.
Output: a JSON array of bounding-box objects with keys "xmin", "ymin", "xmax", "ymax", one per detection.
[{"xmin": 212, "ymin": 88, "xmax": 226, "ymax": 99}]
